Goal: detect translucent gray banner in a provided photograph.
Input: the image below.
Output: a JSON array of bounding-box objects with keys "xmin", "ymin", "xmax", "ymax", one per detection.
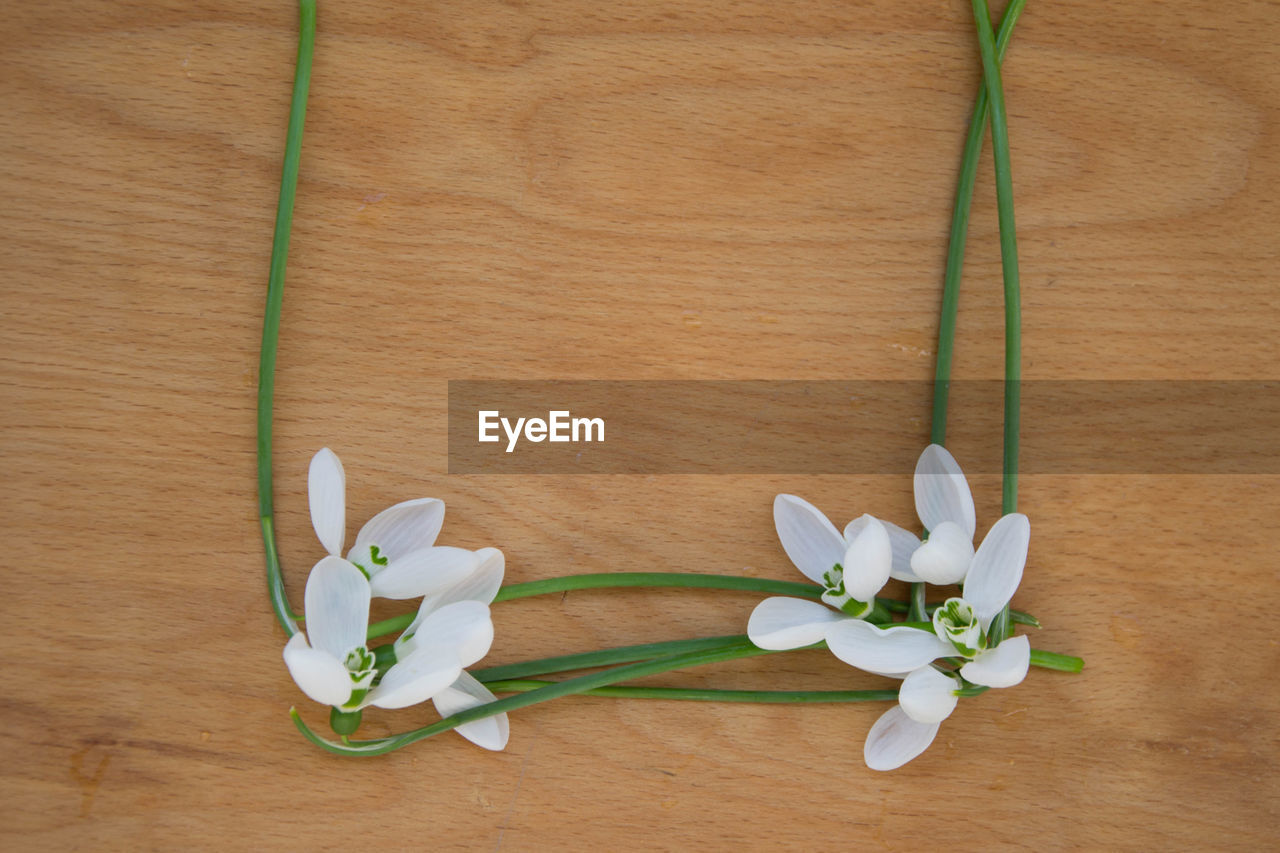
[{"xmin": 447, "ymin": 381, "xmax": 1279, "ymax": 474}]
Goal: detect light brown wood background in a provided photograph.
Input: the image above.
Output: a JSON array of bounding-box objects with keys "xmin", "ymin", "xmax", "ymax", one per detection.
[{"xmin": 2, "ymin": 0, "xmax": 1277, "ymax": 848}]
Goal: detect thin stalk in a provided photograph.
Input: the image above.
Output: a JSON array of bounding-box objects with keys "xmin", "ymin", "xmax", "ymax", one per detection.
[
  {"xmin": 972, "ymin": 0, "xmax": 1023, "ymax": 641},
  {"xmin": 483, "ymin": 680, "xmax": 901, "ymax": 703},
  {"xmin": 292, "ymin": 634, "xmax": 1084, "ymax": 755},
  {"xmin": 473, "ymin": 632, "xmax": 1074, "ymax": 686},
  {"xmin": 290, "ymin": 639, "xmax": 783, "ymax": 756},
  {"xmin": 496, "ymin": 573, "xmax": 825, "ymax": 602},
  {"xmin": 258, "ymin": 0, "xmax": 317, "ymax": 638},
  {"xmin": 364, "ymin": 575, "xmax": 1043, "ymax": 641},
  {"xmin": 908, "ymin": 582, "xmax": 928, "ymax": 622},
  {"xmin": 931, "ymin": 0, "xmax": 1026, "ymax": 446},
  {"xmin": 471, "ymin": 634, "xmax": 755, "ymax": 683},
  {"xmin": 971, "ymin": 0, "xmax": 1022, "ymax": 520},
  {"xmin": 922, "ymin": 0, "xmax": 1026, "ymax": 642}
]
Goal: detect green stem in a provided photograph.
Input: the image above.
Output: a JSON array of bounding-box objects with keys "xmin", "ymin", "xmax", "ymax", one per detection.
[
  {"xmin": 954, "ymin": 684, "xmax": 991, "ymax": 698},
  {"xmin": 473, "ymin": 632, "xmax": 1074, "ymax": 686},
  {"xmin": 931, "ymin": 0, "xmax": 1025, "ymax": 446},
  {"xmin": 971, "ymin": 0, "xmax": 1022, "ymax": 520},
  {"xmin": 291, "ymin": 634, "xmax": 1085, "ymax": 755},
  {"xmin": 471, "ymin": 634, "xmax": 754, "ymax": 683},
  {"xmin": 257, "ymin": 0, "xmax": 316, "ymax": 638},
  {"xmin": 922, "ymin": 1, "xmax": 1026, "ymax": 640},
  {"xmin": 483, "ymin": 680, "xmax": 901, "ymax": 703},
  {"xmin": 1029, "ymin": 648, "xmax": 1084, "ymax": 673},
  {"xmin": 364, "ymin": 574, "xmax": 1042, "ymax": 641},
  {"xmin": 290, "ymin": 639, "xmax": 782, "ymax": 756},
  {"xmin": 972, "ymin": 0, "xmax": 1022, "ymax": 641},
  {"xmin": 495, "ymin": 572, "xmax": 824, "ymax": 602},
  {"xmin": 908, "ymin": 582, "xmax": 928, "ymax": 622}
]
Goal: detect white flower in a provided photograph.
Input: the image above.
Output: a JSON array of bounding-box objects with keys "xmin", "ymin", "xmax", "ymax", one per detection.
[
  {"xmin": 394, "ymin": 549, "xmax": 511, "ymax": 751},
  {"xmin": 301, "ymin": 448, "xmax": 512, "ymax": 750},
  {"xmin": 747, "ymin": 495, "xmax": 909, "ymax": 651},
  {"xmin": 821, "ymin": 512, "xmax": 1033, "ymax": 770},
  {"xmin": 896, "ymin": 443, "xmax": 979, "ymax": 585},
  {"xmin": 308, "ymin": 447, "xmax": 494, "ymax": 601},
  {"xmin": 283, "ymin": 556, "xmax": 498, "ymax": 718}
]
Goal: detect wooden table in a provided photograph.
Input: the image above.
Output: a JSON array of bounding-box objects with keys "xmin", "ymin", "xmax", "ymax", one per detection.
[{"xmin": 3, "ymin": 1, "xmax": 1276, "ymax": 848}]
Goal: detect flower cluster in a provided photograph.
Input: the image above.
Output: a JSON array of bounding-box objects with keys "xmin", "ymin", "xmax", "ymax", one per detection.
[
  {"xmin": 282, "ymin": 448, "xmax": 510, "ymax": 750},
  {"xmin": 747, "ymin": 444, "xmax": 1032, "ymax": 770}
]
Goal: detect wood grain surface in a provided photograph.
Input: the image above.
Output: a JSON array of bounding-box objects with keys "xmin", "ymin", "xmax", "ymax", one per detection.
[{"xmin": 2, "ymin": 0, "xmax": 1277, "ymax": 849}]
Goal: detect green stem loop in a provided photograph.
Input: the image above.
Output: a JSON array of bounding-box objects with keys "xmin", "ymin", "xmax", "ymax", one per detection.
[{"xmin": 257, "ymin": 0, "xmax": 317, "ymax": 638}]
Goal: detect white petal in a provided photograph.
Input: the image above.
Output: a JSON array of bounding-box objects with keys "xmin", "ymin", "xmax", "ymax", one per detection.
[
  {"xmin": 773, "ymin": 494, "xmax": 847, "ymax": 584},
  {"xmin": 908, "ymin": 520, "xmax": 975, "ymax": 585},
  {"xmin": 415, "ymin": 547, "xmax": 506, "ymax": 614},
  {"xmin": 282, "ymin": 633, "xmax": 352, "ymax": 707},
  {"xmin": 963, "ymin": 513, "xmax": 1030, "ymax": 631},
  {"xmin": 878, "ymin": 520, "xmax": 924, "ymax": 583},
  {"xmin": 398, "ymin": 600, "xmax": 494, "ymax": 668},
  {"xmin": 747, "ymin": 597, "xmax": 844, "ymax": 650},
  {"xmin": 914, "ymin": 444, "xmax": 976, "ymax": 538},
  {"xmin": 960, "ymin": 634, "xmax": 1031, "ymax": 688},
  {"xmin": 864, "ymin": 705, "xmax": 940, "ymax": 771},
  {"xmin": 365, "ymin": 650, "xmax": 461, "ymax": 710},
  {"xmin": 308, "ymin": 448, "xmax": 346, "ymax": 556},
  {"xmin": 367, "ymin": 546, "xmax": 480, "ymax": 600},
  {"xmin": 840, "ymin": 515, "xmax": 893, "ymax": 602},
  {"xmin": 897, "ymin": 666, "xmax": 960, "ymax": 724},
  {"xmin": 825, "ymin": 620, "xmax": 953, "ymax": 674},
  {"xmin": 433, "ymin": 671, "xmax": 510, "ymax": 751},
  {"xmin": 303, "ymin": 556, "xmax": 370, "ymax": 659},
  {"xmin": 352, "ymin": 497, "xmax": 445, "ymax": 563}
]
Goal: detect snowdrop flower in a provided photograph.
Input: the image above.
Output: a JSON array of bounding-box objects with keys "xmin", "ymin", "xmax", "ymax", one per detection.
[
  {"xmin": 308, "ymin": 447, "xmax": 495, "ymax": 601},
  {"xmin": 283, "ymin": 557, "xmax": 497, "ymax": 716},
  {"xmin": 747, "ymin": 495, "xmax": 908, "ymax": 651},
  {"xmin": 394, "ymin": 548, "xmax": 511, "ymax": 751},
  {"xmin": 823, "ymin": 512, "xmax": 1033, "ymax": 770},
  {"xmin": 897, "ymin": 443, "xmax": 979, "ymax": 585}
]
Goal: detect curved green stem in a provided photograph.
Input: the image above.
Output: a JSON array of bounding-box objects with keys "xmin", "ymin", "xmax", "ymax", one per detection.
[
  {"xmin": 972, "ymin": 0, "xmax": 1022, "ymax": 642},
  {"xmin": 931, "ymin": 0, "xmax": 1025, "ymax": 446},
  {"xmin": 291, "ymin": 634, "xmax": 1085, "ymax": 755},
  {"xmin": 922, "ymin": 0, "xmax": 1026, "ymax": 635},
  {"xmin": 258, "ymin": 0, "xmax": 317, "ymax": 638},
  {"xmin": 483, "ymin": 680, "xmax": 901, "ymax": 703},
  {"xmin": 290, "ymin": 639, "xmax": 781, "ymax": 756}
]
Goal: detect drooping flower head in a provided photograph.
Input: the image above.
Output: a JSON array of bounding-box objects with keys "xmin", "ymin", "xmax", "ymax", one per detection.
[
  {"xmin": 747, "ymin": 493, "xmax": 919, "ymax": 650},
  {"xmin": 287, "ymin": 449, "xmax": 512, "ymax": 750},
  {"xmin": 827, "ymin": 512, "xmax": 1033, "ymax": 770},
  {"xmin": 282, "ymin": 557, "xmax": 496, "ymax": 714}
]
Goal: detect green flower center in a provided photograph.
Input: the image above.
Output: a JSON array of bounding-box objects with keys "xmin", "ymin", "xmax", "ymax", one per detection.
[
  {"xmin": 820, "ymin": 564, "xmax": 874, "ymax": 619},
  {"xmin": 349, "ymin": 543, "xmax": 390, "ymax": 579},
  {"xmin": 932, "ymin": 597, "xmax": 984, "ymax": 657}
]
